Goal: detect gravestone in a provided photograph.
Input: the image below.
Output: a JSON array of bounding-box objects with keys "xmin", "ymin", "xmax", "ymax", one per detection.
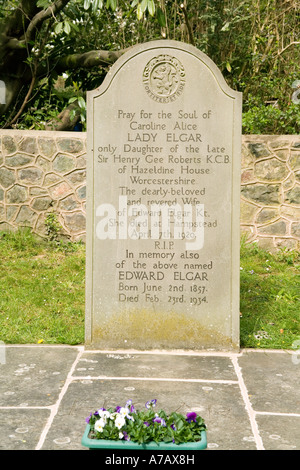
[{"xmin": 85, "ymin": 40, "xmax": 242, "ymax": 351}]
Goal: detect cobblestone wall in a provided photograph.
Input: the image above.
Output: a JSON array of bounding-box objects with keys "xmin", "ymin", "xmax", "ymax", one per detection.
[
  {"xmin": 241, "ymin": 135, "xmax": 300, "ymax": 251},
  {"xmin": 0, "ymin": 130, "xmax": 299, "ymax": 251}
]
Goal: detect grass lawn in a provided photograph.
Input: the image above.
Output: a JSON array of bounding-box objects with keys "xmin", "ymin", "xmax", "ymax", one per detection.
[{"xmin": 0, "ymin": 229, "xmax": 299, "ymax": 349}]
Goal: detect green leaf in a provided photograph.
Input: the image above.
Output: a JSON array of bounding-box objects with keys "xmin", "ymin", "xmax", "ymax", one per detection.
[
  {"xmin": 63, "ymin": 21, "xmax": 71, "ymax": 34},
  {"xmin": 84, "ymin": 0, "xmax": 91, "ymax": 10},
  {"xmin": 140, "ymin": 0, "xmax": 148, "ymax": 13},
  {"xmin": 54, "ymin": 22, "xmax": 63, "ymax": 34},
  {"xmin": 78, "ymin": 96, "xmax": 86, "ymax": 109},
  {"xmin": 137, "ymin": 3, "xmax": 143, "ymax": 19},
  {"xmin": 131, "ymin": 0, "xmax": 139, "ymax": 6},
  {"xmin": 37, "ymin": 0, "xmax": 50, "ymax": 8},
  {"xmin": 148, "ymin": 0, "xmax": 155, "ymax": 16},
  {"xmin": 226, "ymin": 62, "xmax": 232, "ymax": 72},
  {"xmin": 156, "ymin": 7, "xmax": 166, "ymax": 27}
]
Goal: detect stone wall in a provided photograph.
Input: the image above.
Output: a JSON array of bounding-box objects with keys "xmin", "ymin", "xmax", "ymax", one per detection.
[
  {"xmin": 0, "ymin": 131, "xmax": 86, "ymax": 242},
  {"xmin": 0, "ymin": 130, "xmax": 299, "ymax": 251},
  {"xmin": 241, "ymin": 135, "xmax": 300, "ymax": 251}
]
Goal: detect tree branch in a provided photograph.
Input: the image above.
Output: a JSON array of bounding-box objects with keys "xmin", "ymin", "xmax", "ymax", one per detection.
[
  {"xmin": 24, "ymin": 0, "xmax": 71, "ymax": 41},
  {"xmin": 54, "ymin": 48, "xmax": 128, "ymax": 73},
  {"xmin": 277, "ymin": 41, "xmax": 300, "ymax": 56}
]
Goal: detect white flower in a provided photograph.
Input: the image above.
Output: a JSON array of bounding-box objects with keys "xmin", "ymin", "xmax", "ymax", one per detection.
[
  {"xmin": 94, "ymin": 418, "xmax": 106, "ymax": 433},
  {"xmin": 119, "ymin": 432, "xmax": 124, "ymax": 439},
  {"xmin": 115, "ymin": 414, "xmax": 126, "ymax": 430},
  {"xmin": 98, "ymin": 409, "xmax": 111, "ymax": 420},
  {"xmin": 118, "ymin": 407, "xmax": 129, "ymax": 417}
]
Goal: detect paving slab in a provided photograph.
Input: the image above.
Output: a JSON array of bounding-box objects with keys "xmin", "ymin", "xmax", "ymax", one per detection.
[
  {"xmin": 0, "ymin": 346, "xmax": 79, "ymax": 406},
  {"xmin": 238, "ymin": 350, "xmax": 300, "ymax": 414},
  {"xmin": 0, "ymin": 346, "xmax": 299, "ymax": 451},
  {"xmin": 74, "ymin": 351, "xmax": 237, "ymax": 381}
]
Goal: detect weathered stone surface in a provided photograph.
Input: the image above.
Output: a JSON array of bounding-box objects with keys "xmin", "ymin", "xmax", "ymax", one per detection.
[
  {"xmin": 241, "ymin": 183, "xmax": 280, "ymax": 205},
  {"xmin": 2, "ymin": 136, "xmax": 17, "ymax": 155},
  {"xmin": 289, "ymin": 151, "xmax": 300, "ymax": 170},
  {"xmin": 36, "ymin": 156, "xmax": 51, "ymax": 172},
  {"xmin": 258, "ymin": 220, "xmax": 286, "ymax": 236},
  {"xmin": 241, "ymin": 169, "xmax": 254, "ymax": 183},
  {"xmin": 276, "ymin": 149, "xmax": 289, "ymax": 161},
  {"xmin": 18, "ymin": 167, "xmax": 43, "ymax": 184},
  {"xmin": 53, "ymin": 154, "xmax": 76, "ymax": 174},
  {"xmin": 254, "ymin": 158, "xmax": 288, "ymax": 181},
  {"xmin": 248, "ymin": 143, "xmax": 270, "ymax": 159},
  {"xmin": 275, "ymin": 238, "xmax": 298, "ymax": 250},
  {"xmin": 0, "ymin": 167, "xmax": 15, "ymax": 188},
  {"xmin": 240, "ymin": 225, "xmax": 255, "ymax": 240},
  {"xmin": 256, "ymin": 208, "xmax": 279, "ymax": 224},
  {"xmin": 38, "ymin": 137, "xmax": 57, "ymax": 158},
  {"xmin": 19, "ymin": 137, "xmax": 38, "ymax": 155},
  {"xmin": 280, "ymin": 205, "xmax": 300, "ymax": 221},
  {"xmin": 241, "ymin": 145, "xmax": 254, "ymax": 168},
  {"xmin": 291, "ymin": 222, "xmax": 300, "ymax": 237},
  {"xmin": 6, "ymin": 184, "xmax": 28, "ymax": 204},
  {"xmin": 62, "ymin": 211, "xmax": 85, "ymax": 233},
  {"xmin": 31, "ymin": 196, "xmax": 53, "ymax": 211},
  {"xmin": 295, "ymin": 171, "xmax": 300, "ymax": 183},
  {"xmin": 29, "ymin": 187, "xmax": 48, "ymax": 196},
  {"xmin": 44, "ymin": 173, "xmax": 61, "ymax": 186},
  {"xmin": 283, "ymin": 174, "xmax": 295, "ymax": 190},
  {"xmin": 57, "ymin": 138, "xmax": 84, "ymax": 154},
  {"xmin": 48, "ymin": 181, "xmax": 72, "ymax": 199},
  {"xmin": 65, "ymin": 169, "xmax": 86, "ymax": 186},
  {"xmin": 76, "ymin": 185, "xmax": 86, "ymax": 200},
  {"xmin": 5, "ymin": 154, "xmax": 34, "ymax": 167},
  {"xmin": 269, "ymin": 139, "xmax": 290, "ymax": 149},
  {"xmin": 6, "ymin": 205, "xmax": 18, "ymax": 221},
  {"xmin": 0, "ymin": 205, "xmax": 4, "ymax": 221},
  {"xmin": 76, "ymin": 154, "xmax": 87, "ymax": 168},
  {"xmin": 59, "ymin": 195, "xmax": 79, "ymax": 211},
  {"xmin": 285, "ymin": 186, "xmax": 300, "ymax": 205},
  {"xmin": 15, "ymin": 205, "xmax": 36, "ymax": 225},
  {"xmin": 240, "ymin": 199, "xmax": 258, "ymax": 223},
  {"xmin": 257, "ymin": 238, "xmax": 276, "ymax": 252},
  {"xmin": 0, "ymin": 188, "xmax": 3, "ymax": 202}
]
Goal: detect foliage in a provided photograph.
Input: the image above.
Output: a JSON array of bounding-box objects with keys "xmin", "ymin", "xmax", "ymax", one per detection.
[
  {"xmin": 0, "ymin": 0, "xmax": 299, "ymax": 133},
  {"xmin": 45, "ymin": 212, "xmax": 62, "ymax": 242},
  {"xmin": 87, "ymin": 399, "xmax": 206, "ymax": 444}
]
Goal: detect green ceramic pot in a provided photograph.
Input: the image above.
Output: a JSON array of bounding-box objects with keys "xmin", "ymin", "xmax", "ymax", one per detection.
[{"xmin": 81, "ymin": 424, "xmax": 207, "ymax": 450}]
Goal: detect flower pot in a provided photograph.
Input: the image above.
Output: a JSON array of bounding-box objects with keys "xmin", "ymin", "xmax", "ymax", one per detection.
[{"xmin": 81, "ymin": 424, "xmax": 207, "ymax": 450}]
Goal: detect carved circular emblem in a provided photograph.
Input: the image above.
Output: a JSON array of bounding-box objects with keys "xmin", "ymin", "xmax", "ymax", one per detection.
[{"xmin": 143, "ymin": 55, "xmax": 186, "ymax": 103}]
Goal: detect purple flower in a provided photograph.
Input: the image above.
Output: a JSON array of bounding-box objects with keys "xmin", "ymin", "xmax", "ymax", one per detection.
[
  {"xmin": 171, "ymin": 423, "xmax": 176, "ymax": 431},
  {"xmin": 145, "ymin": 399, "xmax": 157, "ymax": 409},
  {"xmin": 123, "ymin": 431, "xmax": 130, "ymax": 441},
  {"xmin": 115, "ymin": 406, "xmax": 121, "ymax": 412},
  {"xmin": 153, "ymin": 417, "xmax": 166, "ymax": 427},
  {"xmin": 85, "ymin": 412, "xmax": 92, "ymax": 423},
  {"xmin": 144, "ymin": 421, "xmax": 150, "ymax": 427},
  {"xmin": 186, "ymin": 412, "xmax": 197, "ymax": 423}
]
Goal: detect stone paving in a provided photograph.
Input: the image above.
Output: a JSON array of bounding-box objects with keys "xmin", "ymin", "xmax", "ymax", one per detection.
[{"xmin": 0, "ymin": 345, "xmax": 299, "ymax": 450}]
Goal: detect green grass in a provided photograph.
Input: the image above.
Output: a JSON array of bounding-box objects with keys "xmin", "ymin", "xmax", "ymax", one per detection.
[
  {"xmin": 0, "ymin": 229, "xmax": 299, "ymax": 349},
  {"xmin": 240, "ymin": 238, "xmax": 300, "ymax": 349},
  {"xmin": 0, "ymin": 229, "xmax": 85, "ymax": 344}
]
